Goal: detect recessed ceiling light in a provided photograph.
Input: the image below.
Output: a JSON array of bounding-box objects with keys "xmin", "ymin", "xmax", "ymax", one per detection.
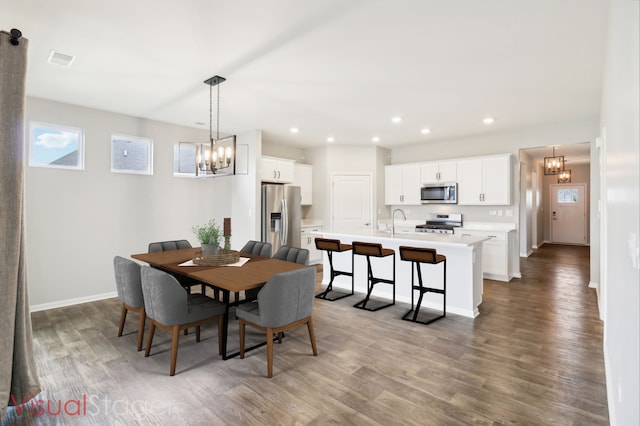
[
  {"xmin": 483, "ymin": 117, "xmax": 495, "ymax": 125},
  {"xmin": 290, "ymin": 127, "xmax": 299, "ymax": 133},
  {"xmin": 326, "ymin": 136, "xmax": 335, "ymax": 143},
  {"xmin": 47, "ymin": 50, "xmax": 75, "ymax": 67},
  {"xmin": 372, "ymin": 136, "xmax": 380, "ymax": 143},
  {"xmin": 391, "ymin": 116, "xmax": 402, "ymax": 123},
  {"xmin": 421, "ymin": 128, "xmax": 431, "ymax": 135}
]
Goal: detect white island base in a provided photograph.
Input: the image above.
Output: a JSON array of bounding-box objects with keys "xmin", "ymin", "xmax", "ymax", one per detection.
[{"xmin": 317, "ymin": 230, "xmax": 488, "ymax": 318}]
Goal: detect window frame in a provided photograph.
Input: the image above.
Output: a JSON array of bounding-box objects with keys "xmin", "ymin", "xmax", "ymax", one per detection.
[
  {"xmin": 28, "ymin": 121, "xmax": 85, "ymax": 170},
  {"xmin": 110, "ymin": 134, "xmax": 154, "ymax": 175}
]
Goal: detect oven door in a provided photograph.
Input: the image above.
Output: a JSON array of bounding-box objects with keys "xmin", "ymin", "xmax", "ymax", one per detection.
[{"xmin": 421, "ymin": 183, "xmax": 457, "ymax": 204}]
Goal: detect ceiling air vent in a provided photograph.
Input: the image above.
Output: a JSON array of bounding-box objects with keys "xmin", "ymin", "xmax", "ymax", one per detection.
[{"xmin": 47, "ymin": 50, "xmax": 75, "ymax": 67}]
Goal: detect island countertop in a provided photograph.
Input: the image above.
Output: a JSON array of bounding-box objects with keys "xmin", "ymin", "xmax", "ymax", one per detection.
[{"xmin": 315, "ymin": 228, "xmax": 489, "ymax": 247}]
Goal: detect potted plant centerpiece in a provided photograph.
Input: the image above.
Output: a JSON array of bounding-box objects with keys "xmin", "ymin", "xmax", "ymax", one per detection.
[{"xmin": 192, "ymin": 219, "xmax": 222, "ymax": 255}]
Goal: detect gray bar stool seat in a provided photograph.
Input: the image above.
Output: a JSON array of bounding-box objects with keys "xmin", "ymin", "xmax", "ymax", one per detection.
[
  {"xmin": 314, "ymin": 238, "xmax": 354, "ymax": 301},
  {"xmin": 352, "ymin": 241, "xmax": 395, "ymax": 311},
  {"xmin": 399, "ymin": 246, "xmax": 446, "ymax": 325}
]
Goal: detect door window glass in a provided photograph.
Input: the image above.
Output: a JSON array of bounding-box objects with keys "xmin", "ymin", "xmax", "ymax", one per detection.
[{"xmin": 557, "ymin": 189, "xmax": 578, "ymax": 204}]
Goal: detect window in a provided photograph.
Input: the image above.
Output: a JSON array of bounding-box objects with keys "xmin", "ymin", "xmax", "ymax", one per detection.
[
  {"xmin": 29, "ymin": 121, "xmax": 84, "ymax": 170},
  {"xmin": 111, "ymin": 134, "xmax": 153, "ymax": 175},
  {"xmin": 557, "ymin": 188, "xmax": 578, "ymax": 204},
  {"xmin": 173, "ymin": 143, "xmax": 198, "ymax": 177}
]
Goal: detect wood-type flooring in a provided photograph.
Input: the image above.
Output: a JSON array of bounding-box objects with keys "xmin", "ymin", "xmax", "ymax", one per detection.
[{"xmin": 2, "ymin": 244, "xmax": 608, "ymax": 425}]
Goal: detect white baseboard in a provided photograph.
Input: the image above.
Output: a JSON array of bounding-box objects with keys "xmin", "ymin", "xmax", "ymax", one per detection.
[
  {"xmin": 520, "ymin": 249, "xmax": 534, "ymax": 258},
  {"xmin": 30, "ymin": 291, "xmax": 118, "ymax": 313},
  {"xmin": 589, "ymin": 281, "xmax": 598, "ymax": 289}
]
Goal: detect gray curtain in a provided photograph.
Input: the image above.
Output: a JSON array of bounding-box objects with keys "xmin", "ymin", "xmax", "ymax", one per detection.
[{"xmin": 0, "ymin": 30, "xmax": 41, "ymax": 418}]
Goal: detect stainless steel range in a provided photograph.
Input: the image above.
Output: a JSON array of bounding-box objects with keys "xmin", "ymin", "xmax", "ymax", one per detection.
[{"xmin": 415, "ymin": 213, "xmax": 462, "ymax": 234}]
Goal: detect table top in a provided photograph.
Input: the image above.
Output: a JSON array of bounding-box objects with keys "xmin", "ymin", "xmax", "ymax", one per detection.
[{"xmin": 131, "ymin": 248, "xmax": 308, "ymax": 293}]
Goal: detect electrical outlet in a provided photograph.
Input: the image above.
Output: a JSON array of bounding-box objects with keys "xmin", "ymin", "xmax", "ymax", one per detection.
[{"xmin": 489, "ymin": 210, "xmax": 497, "ymax": 216}]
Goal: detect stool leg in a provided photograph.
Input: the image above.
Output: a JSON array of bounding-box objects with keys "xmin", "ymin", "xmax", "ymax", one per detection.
[
  {"xmin": 316, "ymin": 250, "xmax": 353, "ymax": 301},
  {"xmin": 353, "ymin": 254, "xmax": 395, "ymax": 312}
]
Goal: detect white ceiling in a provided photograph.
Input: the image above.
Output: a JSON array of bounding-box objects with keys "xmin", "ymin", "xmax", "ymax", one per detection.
[{"xmin": 3, "ymin": 0, "xmax": 608, "ymax": 161}]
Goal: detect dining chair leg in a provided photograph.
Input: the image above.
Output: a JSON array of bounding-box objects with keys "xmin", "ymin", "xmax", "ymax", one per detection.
[
  {"xmin": 307, "ymin": 317, "xmax": 318, "ymax": 356},
  {"xmin": 170, "ymin": 326, "xmax": 180, "ymax": 376},
  {"xmin": 266, "ymin": 328, "xmax": 274, "ymax": 378},
  {"xmin": 195, "ymin": 325, "xmax": 201, "ymax": 342},
  {"xmin": 239, "ymin": 319, "xmax": 246, "ymax": 359},
  {"xmin": 136, "ymin": 310, "xmax": 146, "ymax": 352},
  {"xmin": 144, "ymin": 322, "xmax": 156, "ymax": 357},
  {"xmin": 117, "ymin": 304, "xmax": 127, "ymax": 337},
  {"xmin": 277, "ymin": 332, "xmax": 283, "ymax": 344}
]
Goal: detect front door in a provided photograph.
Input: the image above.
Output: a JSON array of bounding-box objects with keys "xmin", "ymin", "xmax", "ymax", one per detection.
[
  {"xmin": 331, "ymin": 174, "xmax": 372, "ymax": 232},
  {"xmin": 550, "ymin": 183, "xmax": 587, "ymax": 244}
]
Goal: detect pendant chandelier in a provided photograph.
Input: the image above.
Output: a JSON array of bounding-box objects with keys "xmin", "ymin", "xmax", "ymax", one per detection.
[
  {"xmin": 195, "ymin": 75, "xmax": 235, "ymax": 177},
  {"xmin": 543, "ymin": 146, "xmax": 565, "ymax": 175},
  {"xmin": 557, "ymin": 169, "xmax": 572, "ymax": 183}
]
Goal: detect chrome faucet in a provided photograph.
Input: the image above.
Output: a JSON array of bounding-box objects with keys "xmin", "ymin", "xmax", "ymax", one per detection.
[{"xmin": 392, "ymin": 208, "xmax": 407, "ymax": 236}]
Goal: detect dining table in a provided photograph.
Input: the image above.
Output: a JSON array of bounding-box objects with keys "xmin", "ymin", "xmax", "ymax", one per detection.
[{"xmin": 131, "ymin": 247, "xmax": 307, "ymax": 359}]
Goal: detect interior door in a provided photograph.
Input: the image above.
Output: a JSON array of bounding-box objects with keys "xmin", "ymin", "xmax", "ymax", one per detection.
[
  {"xmin": 550, "ymin": 183, "xmax": 587, "ymax": 244},
  {"xmin": 331, "ymin": 174, "xmax": 372, "ymax": 232}
]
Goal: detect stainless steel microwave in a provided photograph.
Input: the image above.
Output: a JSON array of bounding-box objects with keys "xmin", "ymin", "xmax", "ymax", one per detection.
[{"xmin": 421, "ymin": 182, "xmax": 458, "ymax": 204}]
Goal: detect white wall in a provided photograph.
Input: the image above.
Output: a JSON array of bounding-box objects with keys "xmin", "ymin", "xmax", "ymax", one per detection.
[
  {"xmin": 600, "ymin": 0, "xmax": 639, "ymax": 423},
  {"xmin": 302, "ymin": 145, "xmax": 390, "ymax": 229},
  {"xmin": 25, "ymin": 98, "xmax": 242, "ymax": 309}
]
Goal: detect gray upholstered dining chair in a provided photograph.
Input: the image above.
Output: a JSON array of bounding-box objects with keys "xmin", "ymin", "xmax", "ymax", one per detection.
[
  {"xmin": 245, "ymin": 246, "xmax": 310, "ymax": 302},
  {"xmin": 236, "ymin": 267, "xmax": 318, "ymax": 378},
  {"xmin": 237, "ymin": 240, "xmax": 273, "ymax": 301},
  {"xmin": 148, "ymin": 239, "xmax": 193, "ymax": 252},
  {"xmin": 114, "ymin": 256, "xmax": 146, "ymax": 351},
  {"xmin": 273, "ymin": 246, "xmax": 310, "ymax": 265},
  {"xmin": 140, "ymin": 266, "xmax": 226, "ymax": 376},
  {"xmin": 240, "ymin": 240, "xmax": 273, "ymax": 257},
  {"xmin": 148, "ymin": 239, "xmax": 210, "ymax": 296}
]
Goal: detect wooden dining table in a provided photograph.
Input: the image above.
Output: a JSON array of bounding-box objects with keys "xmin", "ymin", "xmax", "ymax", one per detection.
[{"xmin": 131, "ymin": 247, "xmax": 307, "ymax": 359}]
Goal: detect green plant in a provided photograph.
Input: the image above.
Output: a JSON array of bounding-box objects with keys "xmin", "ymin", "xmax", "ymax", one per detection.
[{"xmin": 191, "ymin": 219, "xmax": 221, "ymax": 246}]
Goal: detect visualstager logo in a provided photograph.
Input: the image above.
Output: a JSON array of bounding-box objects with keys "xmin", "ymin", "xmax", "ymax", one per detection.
[{"xmin": 9, "ymin": 393, "xmax": 177, "ymax": 420}]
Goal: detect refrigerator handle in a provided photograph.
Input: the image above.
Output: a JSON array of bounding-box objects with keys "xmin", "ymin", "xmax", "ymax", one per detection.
[{"xmin": 281, "ymin": 198, "xmax": 288, "ymax": 246}]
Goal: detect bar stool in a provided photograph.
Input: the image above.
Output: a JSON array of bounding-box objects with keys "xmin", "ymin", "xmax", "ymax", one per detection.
[
  {"xmin": 399, "ymin": 246, "xmax": 446, "ymax": 325},
  {"xmin": 314, "ymin": 238, "xmax": 354, "ymax": 301},
  {"xmin": 352, "ymin": 241, "xmax": 395, "ymax": 311}
]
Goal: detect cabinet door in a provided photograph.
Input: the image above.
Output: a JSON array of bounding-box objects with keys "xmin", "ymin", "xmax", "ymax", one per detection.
[
  {"xmin": 301, "ymin": 227, "xmax": 322, "ymax": 264},
  {"xmin": 420, "ymin": 162, "xmax": 440, "ymax": 184},
  {"xmin": 260, "ymin": 157, "xmax": 278, "ymax": 182},
  {"xmin": 277, "ymin": 159, "xmax": 295, "ymax": 183},
  {"xmin": 385, "ymin": 165, "xmax": 404, "ymax": 205},
  {"xmin": 482, "ymin": 155, "xmax": 511, "ymax": 205},
  {"xmin": 482, "ymin": 238, "xmax": 507, "ymax": 277},
  {"xmin": 293, "ymin": 164, "xmax": 313, "ymax": 205},
  {"xmin": 402, "ymin": 164, "xmax": 421, "ymax": 205},
  {"xmin": 457, "ymin": 158, "xmax": 483, "ymax": 205},
  {"xmin": 438, "ymin": 161, "xmax": 457, "ymax": 182}
]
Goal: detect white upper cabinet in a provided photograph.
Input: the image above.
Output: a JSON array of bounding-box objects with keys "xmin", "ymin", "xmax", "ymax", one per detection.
[
  {"xmin": 384, "ymin": 164, "xmax": 421, "ymax": 205},
  {"xmin": 292, "ymin": 163, "xmax": 313, "ymax": 205},
  {"xmin": 457, "ymin": 154, "xmax": 511, "ymax": 205},
  {"xmin": 260, "ymin": 156, "xmax": 294, "ymax": 183},
  {"xmin": 420, "ymin": 160, "xmax": 457, "ymax": 184}
]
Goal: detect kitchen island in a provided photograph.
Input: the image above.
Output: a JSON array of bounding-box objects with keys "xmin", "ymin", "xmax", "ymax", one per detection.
[{"xmin": 316, "ymin": 230, "xmax": 488, "ymax": 318}]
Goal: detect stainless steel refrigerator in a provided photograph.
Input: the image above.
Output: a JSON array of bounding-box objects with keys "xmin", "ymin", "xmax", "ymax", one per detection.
[{"xmin": 261, "ymin": 184, "xmax": 301, "ymax": 253}]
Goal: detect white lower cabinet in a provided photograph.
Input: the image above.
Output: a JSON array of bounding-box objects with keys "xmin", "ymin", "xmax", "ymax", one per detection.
[
  {"xmin": 456, "ymin": 228, "xmax": 515, "ymax": 282},
  {"xmin": 301, "ymin": 226, "xmax": 322, "ymax": 265}
]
